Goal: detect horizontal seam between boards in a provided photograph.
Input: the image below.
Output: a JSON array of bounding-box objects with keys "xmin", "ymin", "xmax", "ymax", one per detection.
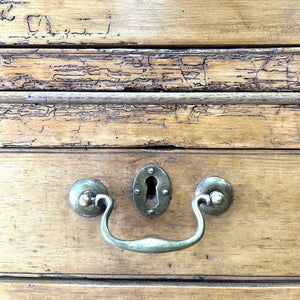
[
  {"xmin": 0, "ymin": 149, "xmax": 299, "ymax": 155},
  {"xmin": 0, "ymin": 44, "xmax": 299, "ymax": 50},
  {"xmin": 0, "ymin": 274, "xmax": 300, "ymax": 285}
]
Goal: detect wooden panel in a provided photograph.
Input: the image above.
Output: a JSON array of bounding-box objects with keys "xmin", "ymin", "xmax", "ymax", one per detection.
[
  {"xmin": 0, "ymin": 280, "xmax": 299, "ymax": 300},
  {"xmin": 0, "ymin": 1, "xmax": 299, "ymax": 46},
  {"xmin": 0, "ymin": 48, "xmax": 299, "ymax": 91},
  {"xmin": 0, "ymin": 102, "xmax": 298, "ymax": 148},
  {"xmin": 0, "ymin": 149, "xmax": 299, "ymax": 278}
]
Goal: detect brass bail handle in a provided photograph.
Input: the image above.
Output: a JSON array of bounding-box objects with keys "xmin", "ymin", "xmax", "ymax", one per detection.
[{"xmin": 69, "ymin": 176, "xmax": 233, "ymax": 253}]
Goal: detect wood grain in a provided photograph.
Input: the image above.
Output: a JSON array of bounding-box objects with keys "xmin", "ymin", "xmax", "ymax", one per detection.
[
  {"xmin": 0, "ymin": 102, "xmax": 298, "ymax": 149},
  {"xmin": 0, "ymin": 91, "xmax": 300, "ymax": 105},
  {"xmin": 0, "ymin": 48, "xmax": 299, "ymax": 91},
  {"xmin": 0, "ymin": 149, "xmax": 299, "ymax": 278},
  {"xmin": 0, "ymin": 280, "xmax": 299, "ymax": 300},
  {"xmin": 0, "ymin": 1, "xmax": 299, "ymax": 46},
  {"xmin": 1, "ymin": 92, "xmax": 299, "ymax": 105}
]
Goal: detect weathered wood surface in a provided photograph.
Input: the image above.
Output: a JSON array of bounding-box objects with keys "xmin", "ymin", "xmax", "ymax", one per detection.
[
  {"xmin": 0, "ymin": 1, "xmax": 299, "ymax": 46},
  {"xmin": 0, "ymin": 91, "xmax": 300, "ymax": 105},
  {"xmin": 1, "ymin": 92, "xmax": 299, "ymax": 105},
  {"xmin": 0, "ymin": 48, "xmax": 299, "ymax": 91},
  {"xmin": 0, "ymin": 92, "xmax": 300, "ymax": 105},
  {"xmin": 0, "ymin": 102, "xmax": 298, "ymax": 148},
  {"xmin": 0, "ymin": 150, "xmax": 299, "ymax": 278},
  {"xmin": 0, "ymin": 280, "xmax": 299, "ymax": 300}
]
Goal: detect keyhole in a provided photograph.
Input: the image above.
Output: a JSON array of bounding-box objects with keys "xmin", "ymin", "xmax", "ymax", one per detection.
[{"xmin": 145, "ymin": 176, "xmax": 158, "ymax": 207}]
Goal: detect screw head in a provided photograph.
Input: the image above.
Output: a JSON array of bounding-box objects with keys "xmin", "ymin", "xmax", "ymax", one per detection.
[
  {"xmin": 162, "ymin": 189, "xmax": 169, "ymax": 195},
  {"xmin": 134, "ymin": 188, "xmax": 141, "ymax": 195},
  {"xmin": 209, "ymin": 191, "xmax": 225, "ymax": 207},
  {"xmin": 147, "ymin": 167, "xmax": 155, "ymax": 175}
]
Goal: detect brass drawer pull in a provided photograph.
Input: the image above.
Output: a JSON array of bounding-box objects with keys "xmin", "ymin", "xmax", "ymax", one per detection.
[{"xmin": 69, "ymin": 175, "xmax": 233, "ymax": 253}]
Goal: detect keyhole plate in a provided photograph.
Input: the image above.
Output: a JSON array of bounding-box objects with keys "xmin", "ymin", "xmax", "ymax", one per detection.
[{"xmin": 133, "ymin": 165, "xmax": 171, "ymax": 218}]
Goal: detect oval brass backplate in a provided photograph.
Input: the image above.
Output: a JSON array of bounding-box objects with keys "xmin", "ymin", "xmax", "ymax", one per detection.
[{"xmin": 132, "ymin": 165, "xmax": 171, "ymax": 218}]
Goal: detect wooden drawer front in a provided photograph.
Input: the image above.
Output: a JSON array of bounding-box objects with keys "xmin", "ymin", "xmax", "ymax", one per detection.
[
  {"xmin": 0, "ymin": 149, "xmax": 299, "ymax": 279},
  {"xmin": 0, "ymin": 1, "xmax": 298, "ymax": 46},
  {"xmin": 0, "ymin": 280, "xmax": 299, "ymax": 300}
]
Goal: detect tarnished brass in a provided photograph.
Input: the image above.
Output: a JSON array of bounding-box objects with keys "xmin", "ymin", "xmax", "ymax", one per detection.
[
  {"xmin": 132, "ymin": 165, "xmax": 171, "ymax": 218},
  {"xmin": 69, "ymin": 178, "xmax": 107, "ymax": 217},
  {"xmin": 69, "ymin": 176, "xmax": 234, "ymax": 253},
  {"xmin": 195, "ymin": 177, "xmax": 234, "ymax": 215}
]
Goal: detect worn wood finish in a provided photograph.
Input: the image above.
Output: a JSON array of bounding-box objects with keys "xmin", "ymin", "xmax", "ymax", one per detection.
[
  {"xmin": 0, "ymin": 1, "xmax": 299, "ymax": 46},
  {"xmin": 0, "ymin": 149, "xmax": 299, "ymax": 278},
  {"xmin": 0, "ymin": 280, "xmax": 299, "ymax": 300},
  {"xmin": 0, "ymin": 102, "xmax": 298, "ymax": 148},
  {"xmin": 0, "ymin": 48, "xmax": 299, "ymax": 91},
  {"xmin": 0, "ymin": 92, "xmax": 300, "ymax": 105}
]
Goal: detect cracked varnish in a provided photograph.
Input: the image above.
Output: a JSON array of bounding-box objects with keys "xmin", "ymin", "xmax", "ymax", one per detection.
[
  {"xmin": 0, "ymin": 48, "xmax": 299, "ymax": 91},
  {"xmin": 0, "ymin": 103, "xmax": 298, "ymax": 148},
  {"xmin": 0, "ymin": 149, "xmax": 299, "ymax": 278},
  {"xmin": 0, "ymin": 0, "xmax": 299, "ymax": 296},
  {"xmin": 0, "ymin": 0, "xmax": 299, "ymax": 45}
]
